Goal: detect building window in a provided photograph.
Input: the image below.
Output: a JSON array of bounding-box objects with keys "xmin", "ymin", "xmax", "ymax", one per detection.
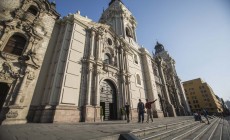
[
  {"xmin": 107, "ymin": 38, "xmax": 112, "ymax": 45},
  {"xmin": 134, "ymin": 54, "xmax": 138, "ymax": 64},
  {"xmin": 126, "ymin": 27, "xmax": 132, "ymax": 38},
  {"xmin": 136, "ymin": 74, "xmax": 141, "ymax": 85},
  {"xmin": 104, "ymin": 53, "xmax": 111, "ymax": 64},
  {"xmin": 3, "ymin": 34, "xmax": 27, "ymax": 56},
  {"xmin": 27, "ymin": 6, "xmax": 38, "ymax": 16}
]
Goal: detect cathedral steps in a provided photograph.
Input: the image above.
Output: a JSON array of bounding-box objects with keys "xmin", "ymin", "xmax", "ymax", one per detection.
[{"xmin": 129, "ymin": 117, "xmax": 230, "ymax": 140}]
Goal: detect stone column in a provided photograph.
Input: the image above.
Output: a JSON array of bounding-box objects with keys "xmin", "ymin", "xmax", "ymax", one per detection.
[
  {"xmin": 94, "ymin": 70, "xmax": 101, "ymax": 106},
  {"xmin": 120, "ymin": 48, "xmax": 125, "ymax": 71},
  {"xmin": 93, "ymin": 69, "xmax": 101, "ymax": 122},
  {"xmin": 15, "ymin": 71, "xmax": 28, "ymax": 105},
  {"xmin": 86, "ymin": 66, "xmax": 93, "ymax": 105},
  {"xmin": 96, "ymin": 35, "xmax": 102, "ymax": 61},
  {"xmin": 158, "ymin": 60, "xmax": 176, "ymax": 117},
  {"xmin": 89, "ymin": 30, "xmax": 95, "ymax": 59},
  {"xmin": 83, "ymin": 65, "xmax": 95, "ymax": 122},
  {"xmin": 116, "ymin": 47, "xmax": 120, "ymax": 68},
  {"xmin": 120, "ymin": 48, "xmax": 126, "ymax": 107},
  {"xmin": 123, "ymin": 51, "xmax": 130, "ymax": 103}
]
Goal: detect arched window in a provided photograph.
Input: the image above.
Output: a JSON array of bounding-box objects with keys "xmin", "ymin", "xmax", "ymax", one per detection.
[
  {"xmin": 107, "ymin": 38, "xmax": 113, "ymax": 46},
  {"xmin": 27, "ymin": 6, "xmax": 38, "ymax": 16},
  {"xmin": 126, "ymin": 27, "xmax": 132, "ymax": 38},
  {"xmin": 3, "ymin": 34, "xmax": 27, "ymax": 56},
  {"xmin": 136, "ymin": 74, "xmax": 141, "ymax": 85},
  {"xmin": 134, "ymin": 54, "xmax": 138, "ymax": 64},
  {"xmin": 104, "ymin": 53, "xmax": 111, "ymax": 64}
]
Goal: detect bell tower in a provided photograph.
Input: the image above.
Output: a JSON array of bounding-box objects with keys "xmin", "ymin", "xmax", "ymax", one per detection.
[{"xmin": 99, "ymin": 0, "xmax": 137, "ymax": 42}]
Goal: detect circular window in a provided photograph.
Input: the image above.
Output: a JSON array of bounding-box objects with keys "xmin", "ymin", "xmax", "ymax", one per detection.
[{"xmin": 107, "ymin": 38, "xmax": 113, "ymax": 45}]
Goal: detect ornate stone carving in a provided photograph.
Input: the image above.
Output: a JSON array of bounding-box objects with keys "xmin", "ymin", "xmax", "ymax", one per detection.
[
  {"xmin": 95, "ymin": 69, "xmax": 101, "ymax": 75},
  {"xmin": 20, "ymin": 96, "xmax": 25, "ymax": 103},
  {"xmin": 6, "ymin": 110, "xmax": 18, "ymax": 118},
  {"xmin": 90, "ymin": 30, "xmax": 95, "ymax": 37},
  {"xmin": 0, "ymin": 61, "xmax": 20, "ymax": 79},
  {"xmin": 0, "ymin": 71, "xmax": 13, "ymax": 81},
  {"xmin": 27, "ymin": 50, "xmax": 40, "ymax": 68},
  {"xmin": 0, "ymin": 51, "xmax": 18, "ymax": 61},
  {"xmin": 87, "ymin": 67, "xmax": 94, "ymax": 73},
  {"xmin": 27, "ymin": 71, "xmax": 35, "ymax": 80}
]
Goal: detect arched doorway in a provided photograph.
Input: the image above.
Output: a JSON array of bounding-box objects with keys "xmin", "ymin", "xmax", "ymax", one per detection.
[
  {"xmin": 100, "ymin": 80, "xmax": 117, "ymax": 120},
  {"xmin": 0, "ymin": 83, "xmax": 10, "ymax": 112}
]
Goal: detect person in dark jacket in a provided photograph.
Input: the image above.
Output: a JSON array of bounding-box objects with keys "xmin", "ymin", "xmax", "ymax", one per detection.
[
  {"xmin": 137, "ymin": 99, "xmax": 145, "ymax": 123},
  {"xmin": 125, "ymin": 102, "xmax": 130, "ymax": 123},
  {"xmin": 203, "ymin": 109, "xmax": 210, "ymax": 124}
]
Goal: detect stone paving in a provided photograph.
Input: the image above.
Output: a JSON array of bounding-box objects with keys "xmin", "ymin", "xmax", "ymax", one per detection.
[{"xmin": 0, "ymin": 116, "xmax": 194, "ymax": 140}]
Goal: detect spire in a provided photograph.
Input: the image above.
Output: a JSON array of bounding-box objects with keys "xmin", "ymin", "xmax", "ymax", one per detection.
[{"xmin": 109, "ymin": 0, "xmax": 122, "ymax": 6}]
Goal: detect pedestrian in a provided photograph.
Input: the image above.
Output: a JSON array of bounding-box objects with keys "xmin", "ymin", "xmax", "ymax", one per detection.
[
  {"xmin": 137, "ymin": 99, "xmax": 145, "ymax": 123},
  {"xmin": 197, "ymin": 111, "xmax": 203, "ymax": 123},
  {"xmin": 203, "ymin": 109, "xmax": 210, "ymax": 124},
  {"xmin": 125, "ymin": 102, "xmax": 130, "ymax": 123},
  {"xmin": 193, "ymin": 112, "xmax": 199, "ymax": 121},
  {"xmin": 145, "ymin": 99, "xmax": 157, "ymax": 123}
]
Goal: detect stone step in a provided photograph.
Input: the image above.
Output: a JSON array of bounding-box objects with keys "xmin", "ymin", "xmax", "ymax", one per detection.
[
  {"xmin": 221, "ymin": 118, "xmax": 230, "ymax": 140},
  {"xmin": 140, "ymin": 118, "xmax": 218, "ymax": 140},
  {"xmin": 139, "ymin": 120, "xmax": 200, "ymax": 140},
  {"xmin": 131, "ymin": 119, "xmax": 194, "ymax": 138},
  {"xmin": 185, "ymin": 118, "xmax": 220, "ymax": 140}
]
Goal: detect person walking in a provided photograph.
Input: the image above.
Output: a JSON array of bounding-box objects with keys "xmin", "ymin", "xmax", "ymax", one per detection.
[
  {"xmin": 203, "ymin": 109, "xmax": 210, "ymax": 124},
  {"xmin": 197, "ymin": 111, "xmax": 203, "ymax": 123},
  {"xmin": 125, "ymin": 102, "xmax": 130, "ymax": 123},
  {"xmin": 137, "ymin": 99, "xmax": 145, "ymax": 123},
  {"xmin": 145, "ymin": 99, "xmax": 157, "ymax": 123}
]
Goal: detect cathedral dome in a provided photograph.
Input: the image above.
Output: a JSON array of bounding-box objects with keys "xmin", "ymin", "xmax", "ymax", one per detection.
[{"xmin": 0, "ymin": 0, "xmax": 21, "ymax": 20}]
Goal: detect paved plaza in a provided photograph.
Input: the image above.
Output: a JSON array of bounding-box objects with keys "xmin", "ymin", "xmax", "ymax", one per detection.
[{"xmin": 0, "ymin": 117, "xmax": 194, "ymax": 140}]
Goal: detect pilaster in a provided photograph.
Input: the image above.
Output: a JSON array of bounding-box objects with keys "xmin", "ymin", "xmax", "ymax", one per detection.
[
  {"xmin": 158, "ymin": 60, "xmax": 176, "ymax": 117},
  {"xmin": 171, "ymin": 74, "xmax": 185, "ymax": 116}
]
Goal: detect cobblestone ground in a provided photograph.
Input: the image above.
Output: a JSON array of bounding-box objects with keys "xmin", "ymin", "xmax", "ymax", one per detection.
[{"xmin": 0, "ymin": 117, "xmax": 194, "ymax": 140}]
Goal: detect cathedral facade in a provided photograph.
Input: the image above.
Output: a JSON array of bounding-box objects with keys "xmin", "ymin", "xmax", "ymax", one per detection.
[{"xmin": 0, "ymin": 0, "xmax": 190, "ymax": 124}]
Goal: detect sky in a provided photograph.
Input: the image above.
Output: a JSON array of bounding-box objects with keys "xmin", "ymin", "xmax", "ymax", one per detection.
[{"xmin": 49, "ymin": 0, "xmax": 230, "ymax": 101}]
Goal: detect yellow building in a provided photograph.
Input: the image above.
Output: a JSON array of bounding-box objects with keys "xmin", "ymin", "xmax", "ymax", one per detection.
[{"xmin": 182, "ymin": 78, "xmax": 223, "ymax": 115}]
